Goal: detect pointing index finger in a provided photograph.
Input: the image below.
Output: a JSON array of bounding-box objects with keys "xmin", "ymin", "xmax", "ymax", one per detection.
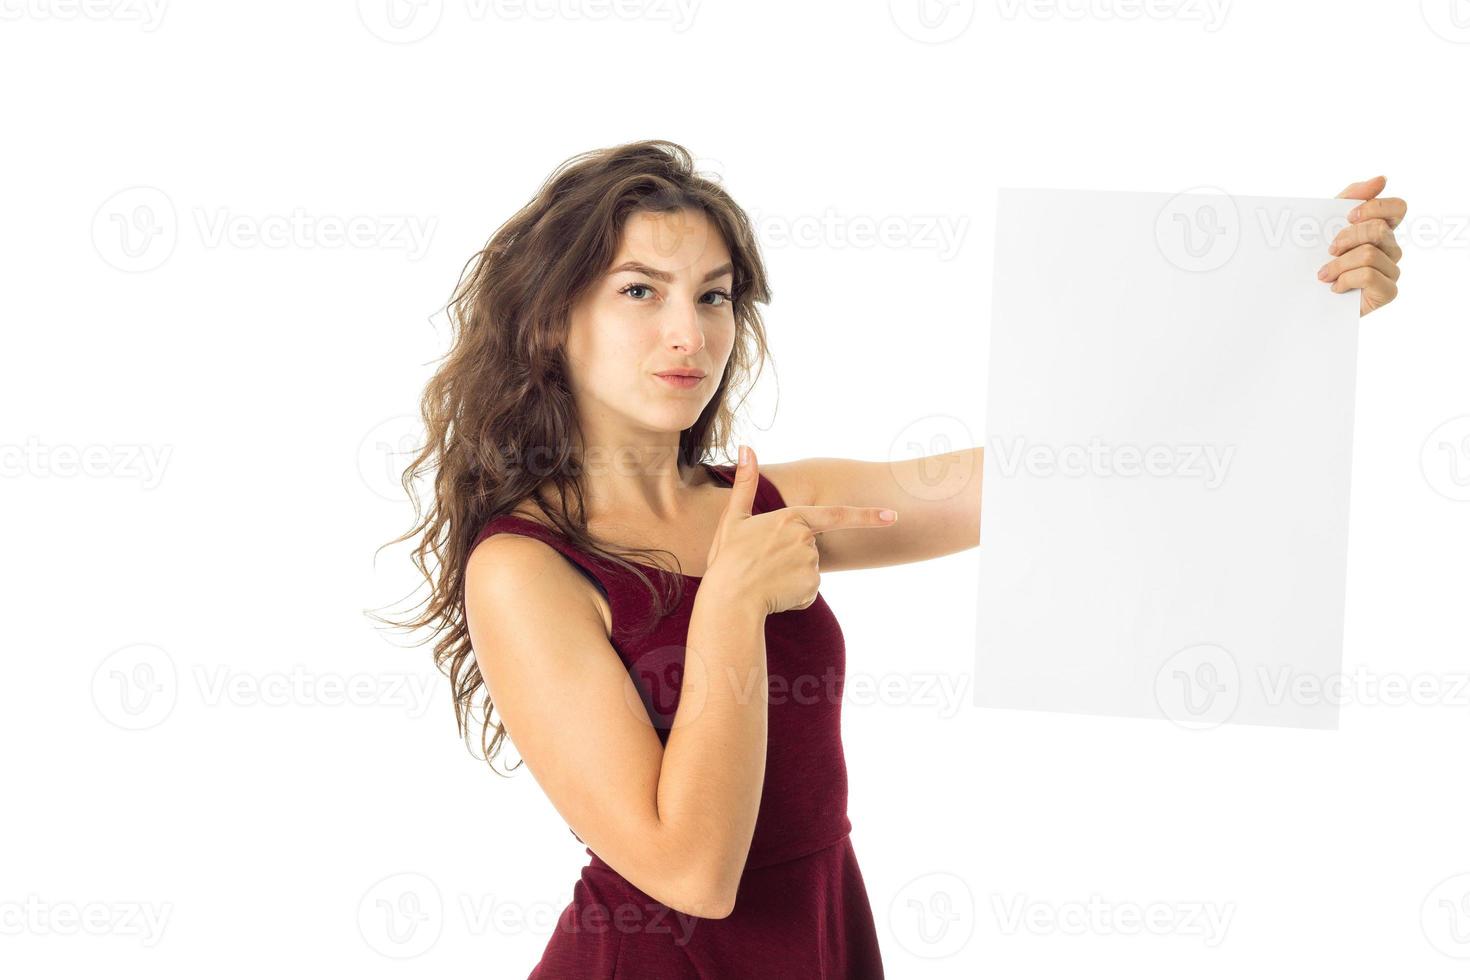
[{"xmin": 792, "ymin": 505, "xmax": 899, "ymax": 533}]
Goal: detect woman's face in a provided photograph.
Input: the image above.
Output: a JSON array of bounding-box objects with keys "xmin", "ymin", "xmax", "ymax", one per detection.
[{"xmin": 564, "ymin": 207, "xmax": 737, "ymax": 444}]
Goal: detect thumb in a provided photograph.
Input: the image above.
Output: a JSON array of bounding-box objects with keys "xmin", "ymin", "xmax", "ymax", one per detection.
[
  {"xmin": 719, "ymin": 445, "xmax": 760, "ymax": 522},
  {"xmin": 1336, "ymin": 175, "xmax": 1386, "ymax": 201}
]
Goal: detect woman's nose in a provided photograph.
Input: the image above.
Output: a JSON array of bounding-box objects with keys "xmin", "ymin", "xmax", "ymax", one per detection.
[{"xmin": 661, "ymin": 299, "xmax": 705, "ymax": 352}]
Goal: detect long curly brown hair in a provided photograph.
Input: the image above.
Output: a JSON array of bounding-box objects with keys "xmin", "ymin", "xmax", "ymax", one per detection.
[{"xmin": 371, "ymin": 140, "xmax": 774, "ymax": 775}]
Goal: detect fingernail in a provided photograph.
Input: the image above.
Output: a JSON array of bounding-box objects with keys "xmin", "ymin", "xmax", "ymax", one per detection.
[
  {"xmin": 739, "ymin": 444, "xmax": 749, "ymax": 465},
  {"xmin": 879, "ymin": 509, "xmax": 897, "ymax": 522},
  {"xmin": 1317, "ymin": 264, "xmax": 1331, "ymax": 280},
  {"xmin": 1349, "ymin": 205, "xmax": 1361, "ymax": 220}
]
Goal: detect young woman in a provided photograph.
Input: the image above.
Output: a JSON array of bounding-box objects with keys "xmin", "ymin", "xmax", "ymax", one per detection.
[{"xmin": 388, "ymin": 141, "xmax": 1404, "ymax": 978}]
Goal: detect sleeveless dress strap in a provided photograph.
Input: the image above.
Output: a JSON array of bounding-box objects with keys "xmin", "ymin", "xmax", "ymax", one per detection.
[
  {"xmin": 705, "ymin": 462, "xmax": 789, "ymax": 510},
  {"xmin": 470, "ymin": 462, "xmax": 792, "ymax": 606},
  {"xmin": 470, "ymin": 514, "xmax": 612, "ymax": 601}
]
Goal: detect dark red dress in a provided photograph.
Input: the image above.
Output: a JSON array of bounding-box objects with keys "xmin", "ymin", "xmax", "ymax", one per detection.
[{"xmin": 470, "ymin": 463, "xmax": 885, "ymax": 979}]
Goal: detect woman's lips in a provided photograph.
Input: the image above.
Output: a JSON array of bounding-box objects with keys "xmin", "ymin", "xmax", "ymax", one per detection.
[{"xmin": 656, "ymin": 374, "xmax": 702, "ymax": 389}]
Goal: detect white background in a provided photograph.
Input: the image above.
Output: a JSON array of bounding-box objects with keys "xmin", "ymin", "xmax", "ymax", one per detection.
[{"xmin": 3, "ymin": 1, "xmax": 1467, "ymax": 977}]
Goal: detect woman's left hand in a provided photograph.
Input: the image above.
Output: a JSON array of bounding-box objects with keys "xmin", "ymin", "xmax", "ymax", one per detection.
[{"xmin": 1319, "ymin": 175, "xmax": 1405, "ymax": 316}]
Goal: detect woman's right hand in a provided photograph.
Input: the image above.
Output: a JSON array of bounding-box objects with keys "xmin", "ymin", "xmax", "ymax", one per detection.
[{"xmin": 703, "ymin": 446, "xmax": 898, "ymax": 616}]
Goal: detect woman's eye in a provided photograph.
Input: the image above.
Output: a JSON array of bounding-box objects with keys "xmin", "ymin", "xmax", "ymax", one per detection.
[{"xmin": 618, "ymin": 283, "xmax": 732, "ymax": 306}]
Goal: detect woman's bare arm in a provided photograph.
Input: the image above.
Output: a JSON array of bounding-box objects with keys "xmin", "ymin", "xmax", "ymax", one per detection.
[
  {"xmin": 464, "ymin": 533, "xmax": 767, "ymax": 919},
  {"xmin": 783, "ymin": 448, "xmax": 984, "ymax": 573}
]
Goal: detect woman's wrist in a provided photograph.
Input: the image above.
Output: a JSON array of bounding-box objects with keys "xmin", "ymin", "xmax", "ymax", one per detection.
[{"xmin": 696, "ymin": 567, "xmax": 769, "ymax": 623}]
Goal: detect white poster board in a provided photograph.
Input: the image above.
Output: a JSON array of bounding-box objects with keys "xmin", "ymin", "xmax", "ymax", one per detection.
[{"xmin": 975, "ymin": 187, "xmax": 1360, "ymax": 730}]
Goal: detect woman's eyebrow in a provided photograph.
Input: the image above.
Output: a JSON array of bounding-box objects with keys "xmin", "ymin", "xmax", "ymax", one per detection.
[{"xmin": 607, "ymin": 260, "xmax": 734, "ymax": 283}]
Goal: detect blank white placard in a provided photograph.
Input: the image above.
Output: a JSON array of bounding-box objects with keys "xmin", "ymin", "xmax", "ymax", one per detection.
[{"xmin": 974, "ymin": 187, "xmax": 1360, "ymax": 730}]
